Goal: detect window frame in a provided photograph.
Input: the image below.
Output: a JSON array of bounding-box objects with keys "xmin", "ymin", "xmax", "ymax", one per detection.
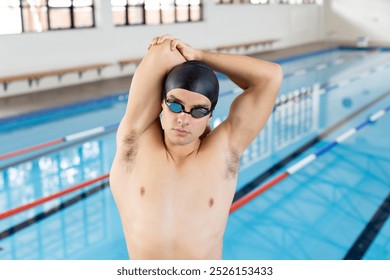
[
  {"xmin": 0, "ymin": 0, "xmax": 96, "ymax": 35},
  {"xmin": 111, "ymin": 0, "xmax": 203, "ymax": 27},
  {"xmin": 214, "ymin": 0, "xmax": 317, "ymax": 4}
]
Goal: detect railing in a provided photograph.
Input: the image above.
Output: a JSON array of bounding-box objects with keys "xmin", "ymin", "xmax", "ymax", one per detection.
[
  {"xmin": 214, "ymin": 39, "xmax": 279, "ymax": 53},
  {"xmin": 0, "ymin": 64, "xmax": 110, "ymax": 91}
]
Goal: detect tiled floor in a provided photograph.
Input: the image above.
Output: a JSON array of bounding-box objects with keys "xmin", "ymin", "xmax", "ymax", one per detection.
[{"xmin": 0, "ymin": 41, "xmax": 331, "ymax": 119}]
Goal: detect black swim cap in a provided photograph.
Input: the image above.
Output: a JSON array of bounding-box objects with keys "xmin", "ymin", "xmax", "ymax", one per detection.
[{"xmin": 163, "ymin": 60, "xmax": 219, "ymax": 111}]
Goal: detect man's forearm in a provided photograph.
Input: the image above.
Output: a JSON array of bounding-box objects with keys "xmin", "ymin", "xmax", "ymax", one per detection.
[
  {"xmin": 195, "ymin": 50, "xmax": 281, "ymax": 91},
  {"xmin": 124, "ymin": 41, "xmax": 185, "ymax": 132}
]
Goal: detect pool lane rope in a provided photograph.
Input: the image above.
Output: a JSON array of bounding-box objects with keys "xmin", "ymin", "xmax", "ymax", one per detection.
[
  {"xmin": 0, "ymin": 174, "xmax": 109, "ymax": 220},
  {"xmin": 283, "ymin": 50, "xmax": 376, "ymax": 79},
  {"xmin": 229, "ymin": 104, "xmax": 390, "ymax": 213},
  {"xmin": 0, "ymin": 105, "xmax": 389, "ymax": 220},
  {"xmin": 0, "ymin": 123, "xmax": 119, "ymax": 161}
]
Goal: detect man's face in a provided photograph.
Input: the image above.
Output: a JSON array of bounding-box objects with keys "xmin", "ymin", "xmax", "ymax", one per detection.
[{"xmin": 161, "ymin": 88, "xmax": 212, "ymax": 146}]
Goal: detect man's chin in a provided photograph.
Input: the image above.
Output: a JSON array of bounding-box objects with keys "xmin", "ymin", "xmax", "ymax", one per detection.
[{"xmin": 168, "ymin": 134, "xmax": 194, "ymax": 146}]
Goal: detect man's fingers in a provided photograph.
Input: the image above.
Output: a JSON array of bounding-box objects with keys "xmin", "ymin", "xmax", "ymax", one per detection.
[
  {"xmin": 170, "ymin": 39, "xmax": 181, "ymax": 50},
  {"xmin": 150, "ymin": 35, "xmax": 167, "ymax": 46},
  {"xmin": 156, "ymin": 37, "xmax": 163, "ymax": 44},
  {"xmin": 149, "ymin": 35, "xmax": 167, "ymax": 49},
  {"xmin": 156, "ymin": 34, "xmax": 174, "ymax": 44},
  {"xmin": 151, "ymin": 36, "xmax": 159, "ymax": 45},
  {"xmin": 156, "ymin": 35, "xmax": 166, "ymax": 44},
  {"xmin": 149, "ymin": 35, "xmax": 187, "ymax": 54}
]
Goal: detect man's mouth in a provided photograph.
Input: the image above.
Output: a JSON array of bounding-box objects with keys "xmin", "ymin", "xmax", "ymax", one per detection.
[{"xmin": 174, "ymin": 128, "xmax": 189, "ymax": 136}]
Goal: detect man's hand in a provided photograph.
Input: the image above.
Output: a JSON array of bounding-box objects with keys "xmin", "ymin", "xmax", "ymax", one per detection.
[{"xmin": 148, "ymin": 34, "xmax": 200, "ymax": 61}]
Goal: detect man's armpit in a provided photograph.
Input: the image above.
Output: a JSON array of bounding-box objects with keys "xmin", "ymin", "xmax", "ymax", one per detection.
[
  {"xmin": 122, "ymin": 130, "xmax": 139, "ymax": 166},
  {"xmin": 225, "ymin": 148, "xmax": 240, "ymax": 180}
]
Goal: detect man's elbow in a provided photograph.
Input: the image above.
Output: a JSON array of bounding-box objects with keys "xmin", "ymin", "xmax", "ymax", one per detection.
[
  {"xmin": 261, "ymin": 63, "xmax": 283, "ymax": 97},
  {"xmin": 269, "ymin": 63, "xmax": 283, "ymax": 85},
  {"xmin": 253, "ymin": 61, "xmax": 283, "ymax": 88}
]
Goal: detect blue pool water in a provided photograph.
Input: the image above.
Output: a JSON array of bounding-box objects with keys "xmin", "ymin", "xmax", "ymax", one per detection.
[{"xmin": 0, "ymin": 47, "xmax": 389, "ymax": 260}]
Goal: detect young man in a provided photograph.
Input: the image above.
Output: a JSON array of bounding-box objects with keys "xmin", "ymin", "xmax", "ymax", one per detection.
[{"xmin": 110, "ymin": 34, "xmax": 283, "ymax": 259}]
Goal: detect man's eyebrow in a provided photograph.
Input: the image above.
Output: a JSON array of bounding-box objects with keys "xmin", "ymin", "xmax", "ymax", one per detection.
[
  {"xmin": 192, "ymin": 104, "xmax": 210, "ymax": 109},
  {"xmin": 168, "ymin": 94, "xmax": 209, "ymax": 108},
  {"xmin": 168, "ymin": 95, "xmax": 183, "ymax": 103}
]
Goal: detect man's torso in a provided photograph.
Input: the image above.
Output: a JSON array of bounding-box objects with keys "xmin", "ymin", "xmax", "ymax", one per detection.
[{"xmin": 110, "ymin": 124, "xmax": 239, "ymax": 259}]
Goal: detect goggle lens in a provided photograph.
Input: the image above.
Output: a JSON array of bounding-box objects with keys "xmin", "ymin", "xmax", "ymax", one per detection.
[{"xmin": 165, "ymin": 99, "xmax": 210, "ymax": 119}]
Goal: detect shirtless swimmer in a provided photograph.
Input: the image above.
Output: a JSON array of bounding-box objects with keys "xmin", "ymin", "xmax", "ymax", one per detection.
[{"xmin": 109, "ymin": 34, "xmax": 283, "ymax": 260}]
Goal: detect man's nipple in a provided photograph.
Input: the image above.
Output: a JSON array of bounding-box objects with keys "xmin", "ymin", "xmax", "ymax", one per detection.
[{"xmin": 140, "ymin": 186, "xmax": 146, "ymax": 196}]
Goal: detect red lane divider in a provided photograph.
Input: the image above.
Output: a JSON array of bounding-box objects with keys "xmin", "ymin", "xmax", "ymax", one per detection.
[
  {"xmin": 0, "ymin": 173, "xmax": 109, "ymax": 220},
  {"xmin": 0, "ymin": 139, "xmax": 64, "ymax": 161},
  {"xmin": 229, "ymin": 172, "xmax": 289, "ymax": 214}
]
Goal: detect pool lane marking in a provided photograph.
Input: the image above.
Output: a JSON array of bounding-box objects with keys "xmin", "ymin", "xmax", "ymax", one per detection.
[
  {"xmin": 344, "ymin": 192, "xmax": 390, "ymax": 260},
  {"xmin": 231, "ymin": 99, "xmax": 390, "ymax": 213}
]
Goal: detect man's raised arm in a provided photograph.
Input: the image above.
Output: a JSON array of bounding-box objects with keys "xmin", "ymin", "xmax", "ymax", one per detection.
[
  {"xmin": 118, "ymin": 40, "xmax": 185, "ymax": 138},
  {"xmin": 198, "ymin": 50, "xmax": 283, "ymax": 153}
]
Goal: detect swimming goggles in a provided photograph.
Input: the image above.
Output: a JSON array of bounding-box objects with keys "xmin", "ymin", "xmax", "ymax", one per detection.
[{"xmin": 165, "ymin": 99, "xmax": 211, "ymax": 118}]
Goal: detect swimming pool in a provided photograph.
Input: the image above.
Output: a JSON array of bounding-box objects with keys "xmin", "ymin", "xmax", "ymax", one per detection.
[{"xmin": 0, "ymin": 47, "xmax": 389, "ymax": 259}]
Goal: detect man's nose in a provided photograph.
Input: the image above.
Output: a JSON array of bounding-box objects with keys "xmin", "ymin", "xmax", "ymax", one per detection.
[{"xmin": 178, "ymin": 111, "xmax": 190, "ymax": 125}]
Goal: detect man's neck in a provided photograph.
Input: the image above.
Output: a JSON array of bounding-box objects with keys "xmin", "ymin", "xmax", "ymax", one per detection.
[{"xmin": 163, "ymin": 138, "xmax": 202, "ymax": 165}]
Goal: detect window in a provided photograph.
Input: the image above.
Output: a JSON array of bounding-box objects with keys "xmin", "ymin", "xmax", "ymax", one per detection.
[
  {"xmin": 214, "ymin": 0, "xmax": 269, "ymax": 4},
  {"xmin": 111, "ymin": 0, "xmax": 202, "ymax": 26},
  {"xmin": 214, "ymin": 0, "xmax": 316, "ymax": 4},
  {"xmin": 278, "ymin": 0, "xmax": 316, "ymax": 4},
  {"xmin": 0, "ymin": 0, "xmax": 23, "ymax": 35},
  {"xmin": 0, "ymin": 0, "xmax": 95, "ymax": 35}
]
